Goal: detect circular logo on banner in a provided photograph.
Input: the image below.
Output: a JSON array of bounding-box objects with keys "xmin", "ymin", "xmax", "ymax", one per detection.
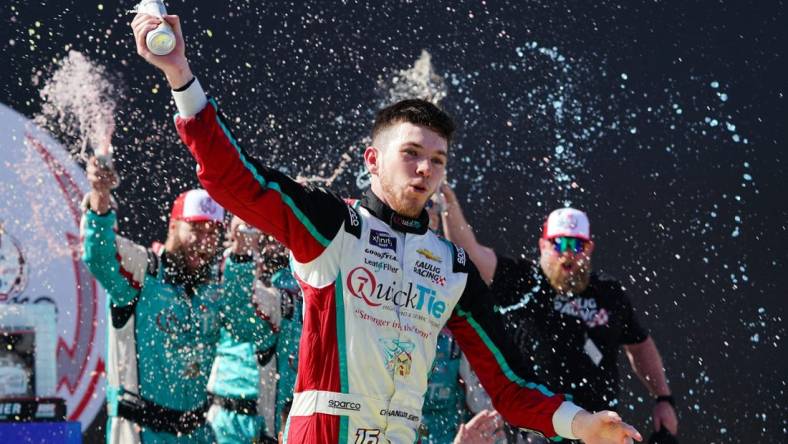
[
  {"xmin": 0, "ymin": 103, "xmax": 106, "ymax": 430},
  {"xmin": 0, "ymin": 230, "xmax": 28, "ymax": 302}
]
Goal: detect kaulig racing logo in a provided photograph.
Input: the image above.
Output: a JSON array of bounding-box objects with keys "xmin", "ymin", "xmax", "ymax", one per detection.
[{"xmin": 346, "ymin": 266, "xmax": 446, "ymax": 319}]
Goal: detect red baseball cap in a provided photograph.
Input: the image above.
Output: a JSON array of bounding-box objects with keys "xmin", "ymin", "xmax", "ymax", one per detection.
[{"xmin": 170, "ymin": 189, "xmax": 225, "ymax": 223}]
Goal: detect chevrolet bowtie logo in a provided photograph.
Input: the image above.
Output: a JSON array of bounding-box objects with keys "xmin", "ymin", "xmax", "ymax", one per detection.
[{"xmin": 416, "ymin": 248, "xmax": 441, "ymax": 262}]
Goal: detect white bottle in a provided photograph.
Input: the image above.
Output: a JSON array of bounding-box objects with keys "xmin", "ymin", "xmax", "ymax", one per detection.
[{"xmin": 136, "ymin": 0, "xmax": 176, "ymax": 56}]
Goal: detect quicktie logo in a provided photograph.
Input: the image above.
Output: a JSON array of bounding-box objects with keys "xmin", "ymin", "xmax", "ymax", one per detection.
[{"xmin": 347, "ymin": 267, "xmax": 447, "ymax": 319}]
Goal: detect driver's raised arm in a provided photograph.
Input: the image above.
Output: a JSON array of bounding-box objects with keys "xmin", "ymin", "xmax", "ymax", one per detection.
[{"xmin": 131, "ymin": 13, "xmax": 349, "ymax": 264}]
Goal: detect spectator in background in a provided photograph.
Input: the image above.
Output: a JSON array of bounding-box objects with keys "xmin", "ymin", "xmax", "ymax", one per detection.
[{"xmin": 440, "ymin": 184, "xmax": 678, "ymax": 443}]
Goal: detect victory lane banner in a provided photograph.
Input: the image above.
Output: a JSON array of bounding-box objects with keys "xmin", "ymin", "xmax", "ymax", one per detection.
[{"xmin": 0, "ymin": 102, "xmax": 107, "ymax": 430}]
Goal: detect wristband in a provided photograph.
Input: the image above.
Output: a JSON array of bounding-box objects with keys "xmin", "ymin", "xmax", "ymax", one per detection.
[
  {"xmin": 172, "ymin": 76, "xmax": 196, "ymax": 92},
  {"xmin": 655, "ymin": 395, "xmax": 675, "ymax": 407}
]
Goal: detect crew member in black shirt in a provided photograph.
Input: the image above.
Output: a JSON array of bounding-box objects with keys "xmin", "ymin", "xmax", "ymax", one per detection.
[{"xmin": 439, "ymin": 184, "xmax": 678, "ymax": 443}]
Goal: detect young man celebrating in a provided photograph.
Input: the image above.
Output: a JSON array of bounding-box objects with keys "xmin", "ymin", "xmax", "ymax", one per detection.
[
  {"xmin": 439, "ymin": 185, "xmax": 679, "ymax": 443},
  {"xmin": 130, "ymin": 13, "xmax": 642, "ymax": 444}
]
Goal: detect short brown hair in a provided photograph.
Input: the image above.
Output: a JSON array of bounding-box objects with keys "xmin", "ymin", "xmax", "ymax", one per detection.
[{"xmin": 372, "ymin": 99, "xmax": 455, "ymax": 143}]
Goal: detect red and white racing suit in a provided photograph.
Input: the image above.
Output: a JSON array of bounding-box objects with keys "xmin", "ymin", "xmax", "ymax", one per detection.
[{"xmin": 170, "ymin": 79, "xmax": 583, "ymax": 443}]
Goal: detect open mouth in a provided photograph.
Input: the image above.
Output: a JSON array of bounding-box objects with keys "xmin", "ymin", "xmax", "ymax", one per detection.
[{"xmin": 561, "ymin": 263, "xmax": 573, "ymax": 272}]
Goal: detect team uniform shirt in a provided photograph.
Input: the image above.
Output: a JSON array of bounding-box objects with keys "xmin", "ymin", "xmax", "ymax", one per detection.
[
  {"xmin": 170, "ymin": 79, "xmax": 583, "ymax": 443},
  {"xmin": 420, "ymin": 329, "xmax": 470, "ymax": 443},
  {"xmin": 206, "ymin": 260, "xmax": 279, "ymax": 443},
  {"xmin": 491, "ymin": 256, "xmax": 649, "ymax": 413},
  {"xmin": 80, "ymin": 210, "xmax": 264, "ymax": 444}
]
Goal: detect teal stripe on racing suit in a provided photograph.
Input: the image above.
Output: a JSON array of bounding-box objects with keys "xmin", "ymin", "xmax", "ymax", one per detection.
[{"xmin": 81, "ymin": 209, "xmax": 263, "ymax": 444}]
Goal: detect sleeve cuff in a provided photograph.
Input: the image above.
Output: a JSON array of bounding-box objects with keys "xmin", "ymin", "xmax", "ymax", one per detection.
[
  {"xmin": 552, "ymin": 401, "xmax": 583, "ymax": 440},
  {"xmin": 172, "ymin": 77, "xmax": 208, "ymax": 118}
]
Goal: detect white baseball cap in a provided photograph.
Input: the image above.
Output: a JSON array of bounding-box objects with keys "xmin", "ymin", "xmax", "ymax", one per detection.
[
  {"xmin": 170, "ymin": 189, "xmax": 225, "ymax": 223},
  {"xmin": 542, "ymin": 208, "xmax": 590, "ymax": 240}
]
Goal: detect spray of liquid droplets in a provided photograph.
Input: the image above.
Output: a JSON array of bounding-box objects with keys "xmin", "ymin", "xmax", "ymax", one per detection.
[
  {"xmin": 7, "ymin": 51, "xmax": 122, "ymax": 262},
  {"xmin": 297, "ymin": 50, "xmax": 448, "ymax": 189},
  {"xmin": 379, "ymin": 50, "xmax": 448, "ymax": 106},
  {"xmin": 35, "ymin": 50, "xmax": 118, "ymax": 160}
]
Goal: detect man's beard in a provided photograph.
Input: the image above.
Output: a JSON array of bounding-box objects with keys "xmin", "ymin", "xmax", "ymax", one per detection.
[
  {"xmin": 544, "ymin": 261, "xmax": 591, "ymax": 294},
  {"xmin": 170, "ymin": 245, "xmax": 213, "ymax": 273},
  {"xmin": 379, "ymin": 172, "xmax": 424, "ymax": 217}
]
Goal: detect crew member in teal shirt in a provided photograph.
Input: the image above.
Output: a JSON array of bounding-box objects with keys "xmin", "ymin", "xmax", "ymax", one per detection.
[{"xmin": 82, "ymin": 157, "xmax": 265, "ymax": 444}]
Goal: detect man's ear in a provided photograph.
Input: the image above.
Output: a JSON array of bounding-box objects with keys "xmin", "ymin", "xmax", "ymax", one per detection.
[
  {"xmin": 167, "ymin": 219, "xmax": 180, "ymax": 237},
  {"xmin": 538, "ymin": 237, "xmax": 551, "ymax": 253},
  {"xmin": 364, "ymin": 145, "xmax": 380, "ymax": 175},
  {"xmin": 584, "ymin": 239, "xmax": 595, "ymax": 255}
]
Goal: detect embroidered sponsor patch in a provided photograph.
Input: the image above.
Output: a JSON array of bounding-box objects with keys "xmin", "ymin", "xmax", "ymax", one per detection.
[
  {"xmin": 417, "ymin": 248, "xmax": 442, "ymax": 262},
  {"xmin": 369, "ymin": 229, "xmax": 397, "ymax": 252}
]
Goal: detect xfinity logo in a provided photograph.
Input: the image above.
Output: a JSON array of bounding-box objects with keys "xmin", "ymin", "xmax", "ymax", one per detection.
[
  {"xmin": 369, "ymin": 229, "xmax": 397, "ymax": 252},
  {"xmin": 328, "ymin": 399, "xmax": 361, "ymax": 411}
]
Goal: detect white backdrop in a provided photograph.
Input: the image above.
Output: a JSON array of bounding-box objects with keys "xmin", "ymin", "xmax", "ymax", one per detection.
[{"xmin": 0, "ymin": 102, "xmax": 107, "ymax": 430}]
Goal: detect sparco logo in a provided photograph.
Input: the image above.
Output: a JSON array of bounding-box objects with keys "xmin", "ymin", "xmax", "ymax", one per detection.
[
  {"xmin": 347, "ymin": 207, "xmax": 360, "ymax": 227},
  {"xmin": 328, "ymin": 399, "xmax": 361, "ymax": 411},
  {"xmin": 456, "ymin": 247, "xmax": 467, "ymax": 266},
  {"xmin": 346, "ymin": 266, "xmax": 446, "ymax": 319}
]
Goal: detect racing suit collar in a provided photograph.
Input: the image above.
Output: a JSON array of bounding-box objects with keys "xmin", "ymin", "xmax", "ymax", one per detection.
[{"xmin": 361, "ymin": 188, "xmax": 430, "ymax": 235}]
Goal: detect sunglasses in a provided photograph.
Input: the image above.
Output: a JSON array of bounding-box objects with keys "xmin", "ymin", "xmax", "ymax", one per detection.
[{"xmin": 551, "ymin": 237, "xmax": 587, "ymax": 254}]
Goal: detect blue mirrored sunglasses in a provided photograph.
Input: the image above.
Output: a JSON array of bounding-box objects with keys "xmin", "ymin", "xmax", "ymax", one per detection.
[{"xmin": 552, "ymin": 236, "xmax": 587, "ymax": 254}]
